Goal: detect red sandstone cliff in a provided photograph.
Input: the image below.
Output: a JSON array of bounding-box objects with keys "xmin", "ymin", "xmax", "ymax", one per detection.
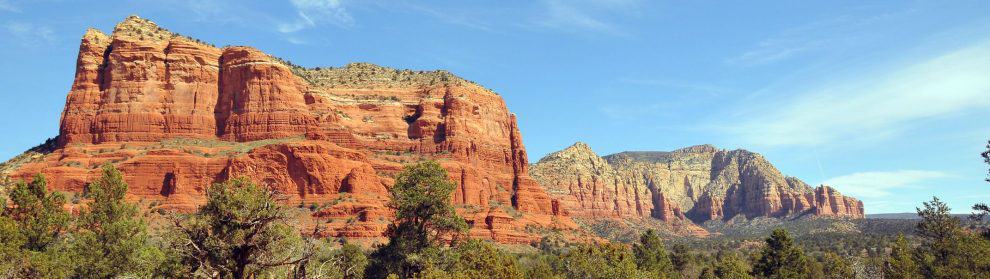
[
  {"xmin": 531, "ymin": 142, "xmax": 864, "ymax": 232},
  {"xmin": 529, "ymin": 143, "xmax": 709, "ymax": 236},
  {"xmin": 2, "ymin": 16, "xmax": 578, "ymax": 244}
]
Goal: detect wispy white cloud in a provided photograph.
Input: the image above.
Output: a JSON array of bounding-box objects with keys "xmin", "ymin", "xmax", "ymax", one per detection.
[
  {"xmin": 284, "ymin": 36, "xmax": 309, "ymax": 45},
  {"xmin": 729, "ymin": 38, "xmax": 827, "ymax": 66},
  {"xmin": 401, "ymin": 3, "xmax": 494, "ymax": 32},
  {"xmin": 599, "ymin": 103, "xmax": 667, "ymax": 121},
  {"xmin": 728, "ymin": 9, "xmax": 916, "ymax": 66},
  {"xmin": 172, "ymin": 0, "xmax": 243, "ymax": 24},
  {"xmin": 135, "ymin": 0, "xmax": 272, "ymax": 27},
  {"xmin": 279, "ymin": 0, "xmax": 354, "ymax": 33},
  {"xmin": 0, "ymin": 0, "xmax": 19, "ymax": 12},
  {"xmin": 823, "ymin": 170, "xmax": 948, "ymax": 198},
  {"xmin": 727, "ymin": 39, "xmax": 990, "ymax": 146},
  {"xmin": 534, "ymin": 0, "xmax": 638, "ymax": 35},
  {"xmin": 538, "ymin": 0, "xmax": 612, "ymax": 33},
  {"xmin": 4, "ymin": 21, "xmax": 56, "ymax": 46},
  {"xmin": 618, "ymin": 77, "xmax": 730, "ymax": 97}
]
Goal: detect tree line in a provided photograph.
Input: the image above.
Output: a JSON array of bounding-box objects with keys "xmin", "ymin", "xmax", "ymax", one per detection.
[{"xmin": 2, "ymin": 151, "xmax": 990, "ymax": 278}]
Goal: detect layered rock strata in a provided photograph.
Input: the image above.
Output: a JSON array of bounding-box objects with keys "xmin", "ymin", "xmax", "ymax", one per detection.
[
  {"xmin": 530, "ymin": 143, "xmax": 708, "ymax": 236},
  {"xmin": 531, "ymin": 142, "xmax": 864, "ymax": 230},
  {"xmin": 3, "ymin": 16, "xmax": 576, "ymax": 244}
]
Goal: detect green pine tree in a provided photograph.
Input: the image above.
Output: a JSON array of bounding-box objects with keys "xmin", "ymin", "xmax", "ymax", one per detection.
[
  {"xmin": 306, "ymin": 240, "xmax": 369, "ymax": 279},
  {"xmin": 883, "ymin": 234, "xmax": 920, "ymax": 279},
  {"xmin": 983, "ymin": 140, "xmax": 989, "ymax": 183},
  {"xmin": 339, "ymin": 242, "xmax": 370, "ymax": 279},
  {"xmin": 714, "ymin": 252, "xmax": 753, "ymax": 279},
  {"xmin": 632, "ymin": 229, "xmax": 676, "ymax": 278},
  {"xmin": 0, "ymin": 216, "xmax": 25, "ymax": 277},
  {"xmin": 426, "ymin": 239, "xmax": 524, "ymax": 279},
  {"xmin": 0, "ymin": 174, "xmax": 73, "ymax": 278},
  {"xmin": 555, "ymin": 242, "xmax": 642, "ymax": 279},
  {"xmin": 670, "ymin": 243, "xmax": 694, "ymax": 275},
  {"xmin": 71, "ymin": 164, "xmax": 165, "ymax": 278},
  {"xmin": 4, "ymin": 174, "xmax": 70, "ymax": 250},
  {"xmin": 699, "ymin": 267, "xmax": 717, "ymax": 279},
  {"xmin": 170, "ymin": 177, "xmax": 306, "ymax": 279},
  {"xmin": 974, "ymin": 140, "xmax": 990, "ymax": 239},
  {"xmin": 752, "ymin": 229, "xmax": 810, "ymax": 279},
  {"xmin": 820, "ymin": 252, "xmax": 854, "ymax": 279},
  {"xmin": 913, "ymin": 197, "xmax": 990, "ymax": 279},
  {"xmin": 367, "ymin": 160, "xmax": 468, "ymax": 278}
]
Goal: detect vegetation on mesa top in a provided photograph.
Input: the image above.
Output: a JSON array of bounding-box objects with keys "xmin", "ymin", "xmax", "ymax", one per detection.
[
  {"xmin": 91, "ymin": 15, "xmax": 488, "ymax": 92},
  {"xmin": 104, "ymin": 15, "xmax": 216, "ymax": 47},
  {"xmin": 280, "ymin": 59, "xmax": 488, "ymax": 90}
]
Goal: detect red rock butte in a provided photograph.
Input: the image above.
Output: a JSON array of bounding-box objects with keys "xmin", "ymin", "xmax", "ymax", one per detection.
[
  {"xmin": 0, "ymin": 16, "xmax": 580, "ymax": 244},
  {"xmin": 0, "ymin": 16, "xmax": 867, "ymax": 243}
]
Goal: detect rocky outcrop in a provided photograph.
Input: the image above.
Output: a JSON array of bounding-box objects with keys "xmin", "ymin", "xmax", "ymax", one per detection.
[
  {"xmin": 530, "ymin": 142, "xmax": 708, "ymax": 236},
  {"xmin": 531, "ymin": 142, "xmax": 864, "ymax": 232},
  {"xmin": 3, "ymin": 16, "xmax": 579, "ymax": 244},
  {"xmin": 605, "ymin": 144, "xmax": 864, "ymax": 221},
  {"xmin": 813, "ymin": 185, "xmax": 865, "ymax": 217}
]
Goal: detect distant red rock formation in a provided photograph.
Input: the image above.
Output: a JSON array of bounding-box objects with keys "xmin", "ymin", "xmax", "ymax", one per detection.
[
  {"xmin": 529, "ymin": 142, "xmax": 709, "ymax": 236},
  {"xmin": 531, "ymin": 142, "xmax": 864, "ymax": 233},
  {"xmin": 5, "ymin": 16, "xmax": 579, "ymax": 244}
]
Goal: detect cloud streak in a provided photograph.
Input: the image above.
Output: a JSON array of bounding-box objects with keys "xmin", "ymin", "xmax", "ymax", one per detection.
[
  {"xmin": 823, "ymin": 170, "xmax": 948, "ymax": 198},
  {"xmin": 538, "ymin": 0, "xmax": 612, "ymax": 33},
  {"xmin": 727, "ymin": 39, "xmax": 990, "ymax": 146},
  {"xmin": 0, "ymin": 0, "xmax": 18, "ymax": 12},
  {"xmin": 728, "ymin": 9, "xmax": 916, "ymax": 66},
  {"xmin": 4, "ymin": 21, "xmax": 56, "ymax": 46},
  {"xmin": 279, "ymin": 0, "xmax": 354, "ymax": 33},
  {"xmin": 618, "ymin": 77, "xmax": 730, "ymax": 97},
  {"xmin": 534, "ymin": 0, "xmax": 639, "ymax": 35},
  {"xmin": 402, "ymin": 3, "xmax": 494, "ymax": 32}
]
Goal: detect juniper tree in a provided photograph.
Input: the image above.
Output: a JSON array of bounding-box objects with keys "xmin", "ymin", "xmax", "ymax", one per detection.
[
  {"xmin": 752, "ymin": 229, "xmax": 810, "ymax": 279},
  {"xmin": 3, "ymin": 174, "xmax": 69, "ymax": 251},
  {"xmin": 72, "ymin": 164, "xmax": 165, "ymax": 278},
  {"xmin": 632, "ymin": 229, "xmax": 676, "ymax": 278},
  {"xmin": 555, "ymin": 242, "xmax": 642, "ymax": 279},
  {"xmin": 973, "ymin": 140, "xmax": 990, "ymax": 239},
  {"xmin": 304, "ymin": 240, "xmax": 369, "ymax": 279},
  {"xmin": 0, "ymin": 174, "xmax": 73, "ymax": 277},
  {"xmin": 699, "ymin": 267, "xmax": 717, "ymax": 279},
  {"xmin": 884, "ymin": 234, "xmax": 920, "ymax": 279},
  {"xmin": 983, "ymin": 140, "xmax": 989, "ymax": 183},
  {"xmin": 367, "ymin": 160, "xmax": 467, "ymax": 278},
  {"xmin": 714, "ymin": 252, "xmax": 753, "ymax": 279},
  {"xmin": 420, "ymin": 239, "xmax": 525, "ymax": 279},
  {"xmin": 170, "ymin": 177, "xmax": 308, "ymax": 279},
  {"xmin": 820, "ymin": 252, "xmax": 854, "ymax": 279},
  {"xmin": 913, "ymin": 197, "xmax": 990, "ymax": 279},
  {"xmin": 670, "ymin": 243, "xmax": 695, "ymax": 275}
]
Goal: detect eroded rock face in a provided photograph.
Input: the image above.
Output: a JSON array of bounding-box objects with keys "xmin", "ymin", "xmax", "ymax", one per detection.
[
  {"xmin": 531, "ymin": 142, "xmax": 864, "ymax": 233},
  {"xmin": 530, "ymin": 142, "xmax": 708, "ymax": 236},
  {"xmin": 4, "ymin": 16, "xmax": 577, "ymax": 244},
  {"xmin": 531, "ymin": 142, "xmax": 652, "ymax": 218},
  {"xmin": 604, "ymin": 145, "xmax": 864, "ymax": 221}
]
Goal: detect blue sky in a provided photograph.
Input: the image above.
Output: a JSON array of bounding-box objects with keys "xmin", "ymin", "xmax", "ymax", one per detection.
[{"xmin": 1, "ymin": 0, "xmax": 989, "ymax": 213}]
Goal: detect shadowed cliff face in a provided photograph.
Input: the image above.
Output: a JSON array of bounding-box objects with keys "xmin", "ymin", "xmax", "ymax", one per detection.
[
  {"xmin": 2, "ymin": 15, "xmax": 581, "ymax": 244},
  {"xmin": 531, "ymin": 142, "xmax": 864, "ymax": 230}
]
